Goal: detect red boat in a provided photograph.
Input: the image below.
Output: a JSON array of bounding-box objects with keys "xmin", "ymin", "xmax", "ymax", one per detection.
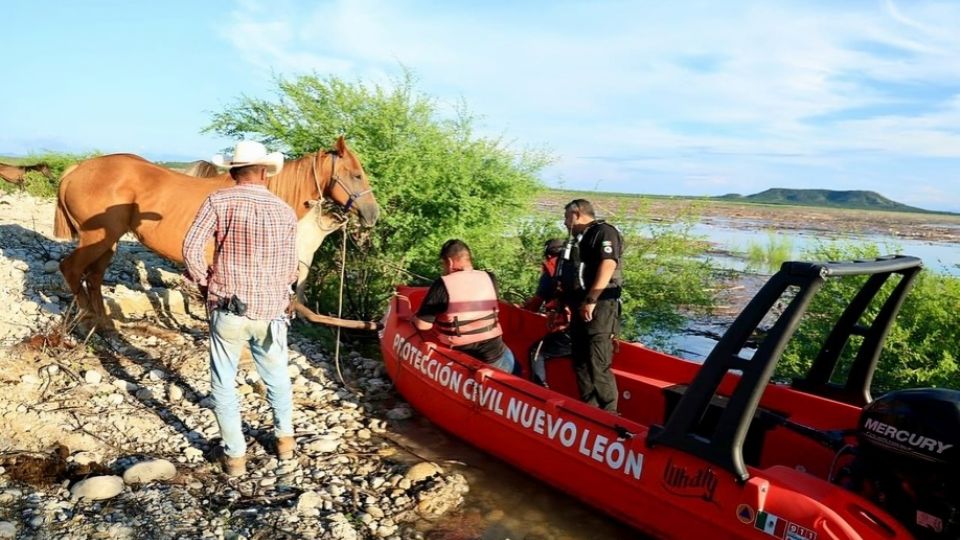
[{"xmin": 379, "ymin": 256, "xmax": 957, "ymax": 539}]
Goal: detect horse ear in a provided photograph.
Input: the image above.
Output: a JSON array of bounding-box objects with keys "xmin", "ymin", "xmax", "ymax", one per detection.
[{"xmin": 335, "ymin": 136, "xmax": 347, "ymax": 156}]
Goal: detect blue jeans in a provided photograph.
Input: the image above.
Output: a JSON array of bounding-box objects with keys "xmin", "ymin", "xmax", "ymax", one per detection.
[
  {"xmin": 488, "ymin": 347, "xmax": 520, "ymax": 375},
  {"xmin": 208, "ymin": 310, "xmax": 294, "ymax": 457}
]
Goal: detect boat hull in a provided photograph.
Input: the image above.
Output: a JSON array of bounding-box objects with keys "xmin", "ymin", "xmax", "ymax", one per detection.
[{"xmin": 380, "ymin": 287, "xmax": 915, "ymax": 539}]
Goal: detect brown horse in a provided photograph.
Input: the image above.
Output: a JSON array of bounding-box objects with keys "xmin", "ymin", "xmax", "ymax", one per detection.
[{"xmin": 54, "ymin": 136, "xmax": 379, "ymax": 327}]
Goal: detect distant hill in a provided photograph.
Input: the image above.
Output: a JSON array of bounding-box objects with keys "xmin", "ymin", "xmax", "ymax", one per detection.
[{"xmin": 716, "ymin": 188, "xmax": 931, "ymax": 213}]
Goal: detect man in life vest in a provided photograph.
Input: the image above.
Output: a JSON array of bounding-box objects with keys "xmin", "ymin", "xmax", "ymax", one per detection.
[
  {"xmin": 413, "ymin": 239, "xmax": 520, "ymax": 375},
  {"xmin": 562, "ymin": 199, "xmax": 624, "ymax": 412},
  {"xmin": 523, "ymin": 238, "xmax": 573, "ymax": 387}
]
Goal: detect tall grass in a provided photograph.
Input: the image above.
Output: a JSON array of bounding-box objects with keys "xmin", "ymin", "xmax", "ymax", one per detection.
[{"xmin": 744, "ymin": 231, "xmax": 794, "ymax": 272}]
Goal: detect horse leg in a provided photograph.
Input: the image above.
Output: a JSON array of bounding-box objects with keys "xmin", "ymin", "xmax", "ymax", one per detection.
[
  {"xmin": 85, "ymin": 243, "xmax": 119, "ymax": 330},
  {"xmin": 60, "ymin": 243, "xmax": 106, "ymax": 318},
  {"xmin": 63, "ymin": 221, "xmax": 127, "ymax": 328}
]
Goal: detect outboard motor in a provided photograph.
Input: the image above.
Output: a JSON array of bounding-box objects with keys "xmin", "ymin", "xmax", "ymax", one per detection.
[{"xmin": 847, "ymin": 388, "xmax": 960, "ymax": 538}]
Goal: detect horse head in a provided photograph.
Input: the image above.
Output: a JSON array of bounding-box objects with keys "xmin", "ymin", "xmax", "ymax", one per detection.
[{"xmin": 320, "ymin": 136, "xmax": 379, "ymax": 227}]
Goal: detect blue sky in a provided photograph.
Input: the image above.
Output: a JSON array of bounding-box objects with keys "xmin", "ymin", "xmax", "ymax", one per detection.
[{"xmin": 4, "ymin": 1, "xmax": 960, "ymax": 211}]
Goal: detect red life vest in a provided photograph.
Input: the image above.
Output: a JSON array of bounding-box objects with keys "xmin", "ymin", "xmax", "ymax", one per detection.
[{"xmin": 435, "ymin": 270, "xmax": 503, "ymax": 347}]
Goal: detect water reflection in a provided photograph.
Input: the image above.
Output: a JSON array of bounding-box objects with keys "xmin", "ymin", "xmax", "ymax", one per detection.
[{"xmin": 393, "ymin": 417, "xmax": 639, "ymax": 540}]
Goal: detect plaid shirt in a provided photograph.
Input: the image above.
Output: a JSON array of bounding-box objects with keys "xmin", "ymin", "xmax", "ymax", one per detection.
[{"xmin": 183, "ymin": 184, "xmax": 298, "ymax": 320}]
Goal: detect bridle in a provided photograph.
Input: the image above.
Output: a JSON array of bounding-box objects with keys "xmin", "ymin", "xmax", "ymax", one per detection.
[{"xmin": 312, "ymin": 150, "xmax": 373, "ymax": 212}]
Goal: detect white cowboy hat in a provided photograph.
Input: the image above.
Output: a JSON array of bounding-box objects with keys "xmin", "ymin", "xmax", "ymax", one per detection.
[{"xmin": 212, "ymin": 140, "xmax": 284, "ymax": 176}]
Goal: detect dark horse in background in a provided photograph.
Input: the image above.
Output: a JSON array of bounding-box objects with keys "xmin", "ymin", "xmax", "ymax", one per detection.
[
  {"xmin": 54, "ymin": 136, "xmax": 379, "ymax": 328},
  {"xmin": 0, "ymin": 162, "xmax": 53, "ymax": 186}
]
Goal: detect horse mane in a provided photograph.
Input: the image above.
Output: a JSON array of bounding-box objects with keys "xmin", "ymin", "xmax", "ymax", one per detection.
[
  {"xmin": 183, "ymin": 160, "xmax": 220, "ymax": 178},
  {"xmin": 267, "ymin": 151, "xmax": 328, "ymax": 211}
]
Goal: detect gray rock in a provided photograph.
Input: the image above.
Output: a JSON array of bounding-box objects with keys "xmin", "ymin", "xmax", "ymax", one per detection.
[
  {"xmin": 135, "ymin": 388, "xmax": 154, "ymax": 401},
  {"xmin": 43, "ymin": 260, "xmax": 60, "ymax": 273},
  {"xmin": 122, "ymin": 459, "xmax": 177, "ymax": 484},
  {"xmin": 70, "ymin": 476, "xmax": 124, "ymax": 500},
  {"xmin": 0, "ymin": 521, "xmax": 15, "ymax": 539},
  {"xmin": 386, "ymin": 407, "xmax": 412, "ymax": 420}
]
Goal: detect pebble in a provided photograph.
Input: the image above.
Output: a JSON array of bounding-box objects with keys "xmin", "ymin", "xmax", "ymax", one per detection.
[
  {"xmin": 20, "ymin": 374, "xmax": 41, "ymax": 385},
  {"xmin": 167, "ymin": 384, "xmax": 184, "ymax": 402},
  {"xmin": 122, "ymin": 459, "xmax": 177, "ymax": 484},
  {"xmin": 84, "ymin": 370, "xmax": 103, "ymax": 385},
  {"xmin": 73, "ymin": 451, "xmax": 101, "ymax": 466},
  {"xmin": 296, "ymin": 491, "xmax": 323, "ymax": 513},
  {"xmin": 113, "ymin": 379, "xmax": 138, "ymax": 393},
  {"xmin": 404, "ymin": 462, "xmax": 443, "ymax": 484},
  {"xmin": 135, "ymin": 388, "xmax": 154, "ymax": 401},
  {"xmin": 184, "ymin": 448, "xmax": 203, "ymax": 461},
  {"xmin": 70, "ymin": 476, "xmax": 124, "ymax": 500},
  {"xmin": 0, "ymin": 522, "xmax": 14, "ymax": 539},
  {"xmin": 307, "ymin": 438, "xmax": 340, "ymax": 454},
  {"xmin": 43, "ymin": 260, "xmax": 59, "ymax": 273},
  {"xmin": 259, "ymin": 477, "xmax": 277, "ymax": 487}
]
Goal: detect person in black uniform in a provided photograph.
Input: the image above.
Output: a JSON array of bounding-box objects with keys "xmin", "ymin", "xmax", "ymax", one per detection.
[{"xmin": 562, "ymin": 199, "xmax": 623, "ymax": 412}]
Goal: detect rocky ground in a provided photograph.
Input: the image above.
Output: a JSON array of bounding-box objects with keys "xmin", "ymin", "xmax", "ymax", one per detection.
[{"xmin": 0, "ymin": 193, "xmax": 470, "ymax": 540}]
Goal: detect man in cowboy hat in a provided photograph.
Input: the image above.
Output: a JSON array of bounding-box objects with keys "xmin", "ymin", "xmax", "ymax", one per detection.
[{"xmin": 183, "ymin": 140, "xmax": 299, "ymax": 476}]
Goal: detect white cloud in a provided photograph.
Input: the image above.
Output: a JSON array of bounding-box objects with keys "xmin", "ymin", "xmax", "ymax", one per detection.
[{"xmin": 221, "ymin": 0, "xmax": 960, "ymax": 209}]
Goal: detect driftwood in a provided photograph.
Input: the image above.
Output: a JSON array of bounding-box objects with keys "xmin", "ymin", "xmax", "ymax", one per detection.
[{"xmin": 292, "ymin": 302, "xmax": 382, "ymax": 331}]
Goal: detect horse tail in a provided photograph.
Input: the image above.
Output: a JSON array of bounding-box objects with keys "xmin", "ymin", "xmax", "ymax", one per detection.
[{"xmin": 53, "ymin": 164, "xmax": 80, "ymax": 240}]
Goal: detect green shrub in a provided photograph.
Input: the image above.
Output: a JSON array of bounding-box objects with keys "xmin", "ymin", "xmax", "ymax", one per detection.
[
  {"xmin": 205, "ymin": 70, "xmax": 548, "ymax": 320},
  {"xmin": 205, "ymin": 71, "xmax": 719, "ymax": 344},
  {"xmin": 779, "ymin": 242, "xmax": 960, "ymax": 392}
]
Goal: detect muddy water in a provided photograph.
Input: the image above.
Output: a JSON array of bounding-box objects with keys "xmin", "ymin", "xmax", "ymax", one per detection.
[{"xmin": 392, "ymin": 417, "xmax": 639, "ymax": 540}]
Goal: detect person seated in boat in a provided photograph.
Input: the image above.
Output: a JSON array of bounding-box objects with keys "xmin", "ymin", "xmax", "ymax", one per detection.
[
  {"xmin": 412, "ymin": 239, "xmax": 520, "ymax": 375},
  {"xmin": 523, "ymin": 238, "xmax": 573, "ymax": 388}
]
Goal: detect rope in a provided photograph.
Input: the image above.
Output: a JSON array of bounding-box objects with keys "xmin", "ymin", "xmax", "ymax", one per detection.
[{"xmin": 333, "ymin": 223, "xmax": 353, "ymax": 392}]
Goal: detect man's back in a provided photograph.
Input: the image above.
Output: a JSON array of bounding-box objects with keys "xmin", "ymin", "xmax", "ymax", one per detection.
[{"xmin": 184, "ymin": 184, "xmax": 298, "ymax": 319}]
